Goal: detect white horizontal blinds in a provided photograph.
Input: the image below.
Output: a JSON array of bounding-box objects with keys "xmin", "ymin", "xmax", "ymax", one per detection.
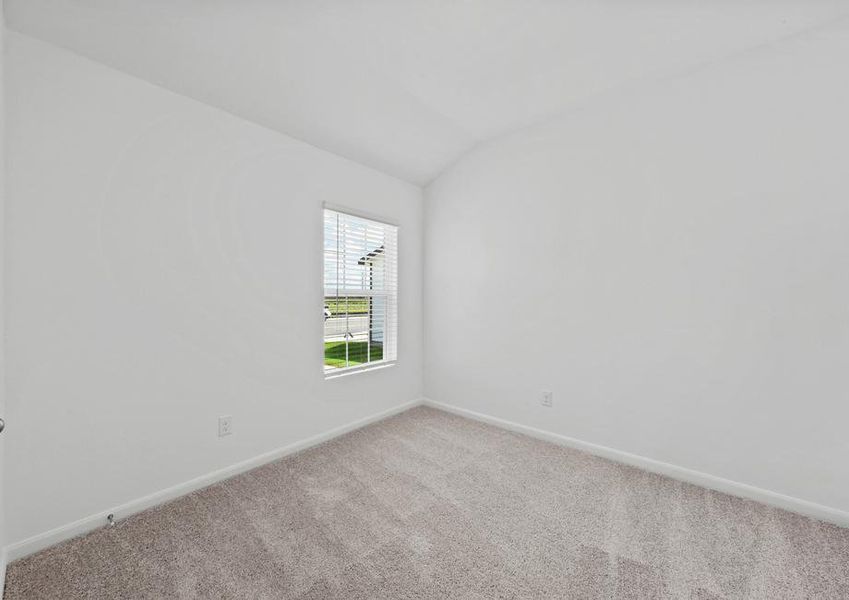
[{"xmin": 323, "ymin": 209, "xmax": 398, "ymax": 372}]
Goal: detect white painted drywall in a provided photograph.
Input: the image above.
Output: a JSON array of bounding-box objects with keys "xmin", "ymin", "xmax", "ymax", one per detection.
[
  {"xmin": 3, "ymin": 32, "xmax": 423, "ymax": 547},
  {"xmin": 1, "ymin": 8, "xmax": 8, "ymax": 586},
  {"xmin": 425, "ymin": 20, "xmax": 849, "ymax": 513}
]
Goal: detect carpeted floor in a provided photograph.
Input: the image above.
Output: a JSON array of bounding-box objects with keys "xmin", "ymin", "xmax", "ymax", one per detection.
[{"xmin": 5, "ymin": 406, "xmax": 849, "ymax": 599}]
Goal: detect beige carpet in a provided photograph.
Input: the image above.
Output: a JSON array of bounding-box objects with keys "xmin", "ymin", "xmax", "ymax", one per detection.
[{"xmin": 5, "ymin": 406, "xmax": 849, "ymax": 599}]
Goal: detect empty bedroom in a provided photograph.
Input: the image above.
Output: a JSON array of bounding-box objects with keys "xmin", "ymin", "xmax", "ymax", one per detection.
[{"xmin": 0, "ymin": 1, "xmax": 847, "ymax": 598}]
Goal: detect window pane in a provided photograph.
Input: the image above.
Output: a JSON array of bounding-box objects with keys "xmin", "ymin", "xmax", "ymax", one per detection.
[
  {"xmin": 324, "ymin": 209, "xmax": 397, "ymax": 374},
  {"xmin": 323, "ymin": 296, "xmax": 386, "ymax": 370}
]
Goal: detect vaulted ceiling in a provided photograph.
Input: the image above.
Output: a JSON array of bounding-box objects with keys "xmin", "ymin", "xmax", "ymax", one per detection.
[{"xmin": 6, "ymin": 1, "xmax": 849, "ymax": 185}]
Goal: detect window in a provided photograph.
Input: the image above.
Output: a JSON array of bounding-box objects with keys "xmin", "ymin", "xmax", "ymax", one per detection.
[{"xmin": 323, "ymin": 208, "xmax": 398, "ymax": 375}]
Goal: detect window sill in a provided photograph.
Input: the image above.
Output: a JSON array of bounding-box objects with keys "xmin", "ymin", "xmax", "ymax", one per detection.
[{"xmin": 324, "ymin": 361, "xmax": 396, "ymax": 380}]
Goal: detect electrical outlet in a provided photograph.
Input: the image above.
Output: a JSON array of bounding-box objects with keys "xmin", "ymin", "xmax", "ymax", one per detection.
[
  {"xmin": 218, "ymin": 415, "xmax": 233, "ymax": 437},
  {"xmin": 540, "ymin": 390, "xmax": 553, "ymax": 408}
]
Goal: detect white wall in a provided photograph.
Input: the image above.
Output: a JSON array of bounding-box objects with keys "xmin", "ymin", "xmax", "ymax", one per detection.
[
  {"xmin": 1, "ymin": 6, "xmax": 8, "ymax": 585},
  {"xmin": 4, "ymin": 32, "xmax": 423, "ymax": 547},
  {"xmin": 425, "ymin": 22, "xmax": 849, "ymax": 514}
]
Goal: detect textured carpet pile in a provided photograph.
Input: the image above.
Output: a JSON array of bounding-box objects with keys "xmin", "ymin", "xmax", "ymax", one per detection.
[{"xmin": 5, "ymin": 406, "xmax": 849, "ymax": 599}]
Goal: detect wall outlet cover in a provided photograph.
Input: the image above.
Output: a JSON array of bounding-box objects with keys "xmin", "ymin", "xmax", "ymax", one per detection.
[{"xmin": 218, "ymin": 415, "xmax": 233, "ymax": 437}]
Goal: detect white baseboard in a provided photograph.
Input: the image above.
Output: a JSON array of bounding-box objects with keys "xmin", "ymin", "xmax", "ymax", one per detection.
[
  {"xmin": 8, "ymin": 396, "xmax": 845, "ymax": 567},
  {"xmin": 423, "ymin": 398, "xmax": 849, "ymax": 528},
  {"xmin": 5, "ymin": 399, "xmax": 424, "ymax": 563}
]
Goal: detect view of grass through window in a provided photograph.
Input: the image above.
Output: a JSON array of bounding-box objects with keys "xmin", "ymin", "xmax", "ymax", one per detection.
[
  {"xmin": 324, "ymin": 296, "xmax": 384, "ymax": 369},
  {"xmin": 324, "ymin": 341, "xmax": 383, "ymax": 368},
  {"xmin": 324, "ymin": 297, "xmax": 368, "ymax": 315}
]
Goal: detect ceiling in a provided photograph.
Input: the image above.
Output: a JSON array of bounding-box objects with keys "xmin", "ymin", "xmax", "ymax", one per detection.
[{"xmin": 6, "ymin": 1, "xmax": 849, "ymax": 185}]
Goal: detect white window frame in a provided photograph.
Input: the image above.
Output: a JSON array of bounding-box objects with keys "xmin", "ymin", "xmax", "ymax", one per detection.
[{"xmin": 322, "ymin": 204, "xmax": 398, "ymax": 379}]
